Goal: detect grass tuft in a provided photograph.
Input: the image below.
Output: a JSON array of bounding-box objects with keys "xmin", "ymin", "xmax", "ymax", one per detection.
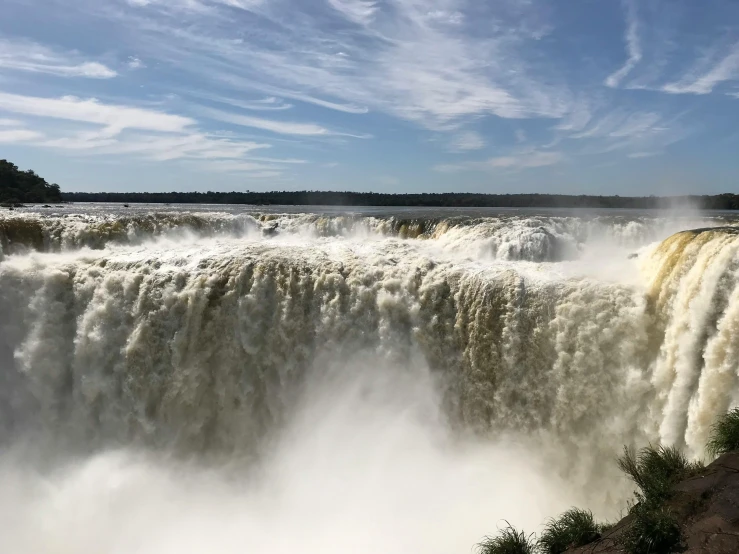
[
  {"xmin": 617, "ymin": 445, "xmax": 704, "ymax": 503},
  {"xmin": 706, "ymin": 407, "xmax": 739, "ymax": 458},
  {"xmin": 538, "ymin": 508, "xmax": 602, "ymax": 554},
  {"xmin": 621, "ymin": 502, "xmax": 682, "ymax": 554},
  {"xmin": 476, "ymin": 523, "xmax": 537, "ymax": 554}
]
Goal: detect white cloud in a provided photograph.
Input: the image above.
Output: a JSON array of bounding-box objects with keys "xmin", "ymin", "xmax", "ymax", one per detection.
[
  {"xmin": 216, "ymin": 0, "xmax": 265, "ymax": 9},
  {"xmin": 558, "ymin": 108, "xmax": 687, "ymax": 156},
  {"xmin": 555, "ymin": 102, "xmax": 593, "ymax": 133},
  {"xmin": 0, "ymin": 92, "xmax": 194, "ymax": 135},
  {"xmin": 607, "ymin": 112, "xmax": 663, "ymax": 138},
  {"xmin": 0, "ymin": 118, "xmax": 23, "ymax": 126},
  {"xmin": 187, "ymin": 92, "xmax": 294, "ymax": 111},
  {"xmin": 448, "ymin": 131, "xmax": 485, "ymax": 152},
  {"xmin": 111, "ymin": 0, "xmax": 569, "ymax": 130},
  {"xmin": 284, "ymin": 92, "xmax": 368, "ymax": 115},
  {"xmin": 434, "ymin": 150, "xmax": 564, "ymax": 172},
  {"xmin": 199, "ymin": 160, "xmax": 275, "ymax": 172},
  {"xmin": 42, "ymin": 131, "xmax": 270, "ymax": 161},
  {"xmin": 200, "ymin": 108, "xmax": 332, "ymax": 136},
  {"xmin": 0, "ymin": 129, "xmax": 44, "ymax": 143},
  {"xmin": 219, "ymin": 83, "xmax": 368, "ymax": 114},
  {"xmin": 244, "ymin": 156, "xmax": 307, "ymax": 164},
  {"xmin": 662, "ymin": 44, "xmax": 739, "ymax": 95},
  {"xmin": 128, "ymin": 56, "xmax": 146, "ymax": 69},
  {"xmin": 425, "ymin": 10, "xmax": 464, "ymax": 25},
  {"xmin": 569, "ymin": 111, "xmax": 663, "ymax": 140},
  {"xmin": 0, "ymin": 38, "xmax": 116, "ymax": 79},
  {"xmin": 485, "ymin": 150, "xmax": 564, "ymax": 169},
  {"xmin": 200, "ymin": 106, "xmax": 368, "ymax": 137},
  {"xmin": 628, "ymin": 151, "xmax": 660, "ymax": 158},
  {"xmin": 605, "ymin": 0, "xmax": 641, "ymax": 88},
  {"xmin": 0, "ymin": 93, "xmax": 278, "ymax": 173},
  {"xmin": 1, "ymin": 0, "xmax": 713, "ymax": 174},
  {"xmin": 327, "ymin": 0, "xmax": 377, "ymax": 25}
]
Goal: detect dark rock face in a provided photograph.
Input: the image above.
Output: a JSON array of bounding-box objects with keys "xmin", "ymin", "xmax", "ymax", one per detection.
[{"xmin": 570, "ymin": 452, "xmax": 739, "ymax": 554}]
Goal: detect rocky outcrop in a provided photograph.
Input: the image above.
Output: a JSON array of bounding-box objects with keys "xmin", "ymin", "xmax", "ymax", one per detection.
[{"xmin": 570, "ymin": 452, "xmax": 739, "ymax": 553}]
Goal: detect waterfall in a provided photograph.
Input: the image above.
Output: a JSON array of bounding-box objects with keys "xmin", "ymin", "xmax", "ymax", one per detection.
[{"xmin": 1, "ymin": 207, "xmax": 737, "ymax": 552}]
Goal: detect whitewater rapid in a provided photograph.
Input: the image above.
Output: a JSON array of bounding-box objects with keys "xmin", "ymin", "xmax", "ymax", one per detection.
[{"xmin": 1, "ymin": 205, "xmax": 738, "ymax": 553}]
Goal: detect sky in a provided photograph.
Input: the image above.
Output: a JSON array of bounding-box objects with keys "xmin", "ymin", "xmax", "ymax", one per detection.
[{"xmin": 1, "ymin": 0, "xmax": 739, "ymax": 194}]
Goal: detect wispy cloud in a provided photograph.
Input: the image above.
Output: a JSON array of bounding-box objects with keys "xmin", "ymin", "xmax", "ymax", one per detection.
[
  {"xmin": 328, "ymin": 0, "xmax": 377, "ymax": 25},
  {"xmin": 435, "ymin": 150, "xmax": 564, "ymax": 172},
  {"xmin": 559, "ymin": 107, "xmax": 687, "ymax": 157},
  {"xmin": 0, "ymin": 129, "xmax": 44, "ymax": 143},
  {"xmin": 244, "ymin": 156, "xmax": 307, "ymax": 164},
  {"xmin": 187, "ymin": 92, "xmax": 294, "ymax": 111},
  {"xmin": 565, "ymin": 109, "xmax": 672, "ymax": 144},
  {"xmin": 662, "ymin": 44, "xmax": 739, "ymax": 94},
  {"xmin": 39, "ymin": 130, "xmax": 271, "ymax": 161},
  {"xmin": 0, "ymin": 92, "xmax": 194, "ymax": 135},
  {"xmin": 104, "ymin": 0, "xmax": 570, "ymax": 130},
  {"xmin": 0, "ymin": 38, "xmax": 117, "ymax": 79},
  {"xmin": 484, "ymin": 150, "xmax": 564, "ymax": 169},
  {"xmin": 127, "ymin": 56, "xmax": 145, "ymax": 70},
  {"xmin": 281, "ymin": 92, "xmax": 368, "ymax": 115},
  {"xmin": 570, "ymin": 111, "xmax": 663, "ymax": 140},
  {"xmin": 200, "ymin": 107, "xmax": 350, "ymax": 136},
  {"xmin": 448, "ymin": 131, "xmax": 485, "ymax": 152},
  {"xmin": 0, "ymin": 91, "xmax": 282, "ymax": 174},
  {"xmin": 3, "ymin": 0, "xmax": 738, "ymax": 188},
  {"xmin": 605, "ymin": 0, "xmax": 641, "ymax": 88},
  {"xmin": 555, "ymin": 102, "xmax": 593, "ymax": 133}
]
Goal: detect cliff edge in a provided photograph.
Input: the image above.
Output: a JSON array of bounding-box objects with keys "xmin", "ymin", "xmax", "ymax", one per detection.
[{"xmin": 571, "ymin": 452, "xmax": 739, "ymax": 554}]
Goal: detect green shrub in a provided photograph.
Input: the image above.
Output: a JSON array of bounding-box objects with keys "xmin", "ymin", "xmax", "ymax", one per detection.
[
  {"xmin": 706, "ymin": 407, "xmax": 739, "ymax": 458},
  {"xmin": 621, "ymin": 501, "xmax": 682, "ymax": 554},
  {"xmin": 617, "ymin": 445, "xmax": 704, "ymax": 503},
  {"xmin": 538, "ymin": 508, "xmax": 602, "ymax": 554},
  {"xmin": 476, "ymin": 523, "xmax": 537, "ymax": 554}
]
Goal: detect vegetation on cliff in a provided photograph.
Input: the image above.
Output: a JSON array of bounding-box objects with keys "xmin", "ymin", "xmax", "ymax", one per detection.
[
  {"xmin": 539, "ymin": 509, "xmax": 603, "ymax": 554},
  {"xmin": 706, "ymin": 408, "xmax": 739, "ymax": 458},
  {"xmin": 0, "ymin": 160, "xmax": 62, "ymax": 205},
  {"xmin": 477, "ymin": 409, "xmax": 739, "ymax": 554}
]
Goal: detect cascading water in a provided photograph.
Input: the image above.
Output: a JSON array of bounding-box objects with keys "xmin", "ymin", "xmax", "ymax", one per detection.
[{"xmin": 1, "ymin": 205, "xmax": 738, "ymax": 553}]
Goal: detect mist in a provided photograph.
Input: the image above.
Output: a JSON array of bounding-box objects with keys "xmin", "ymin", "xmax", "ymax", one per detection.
[{"xmin": 0, "ymin": 360, "xmax": 586, "ymax": 554}]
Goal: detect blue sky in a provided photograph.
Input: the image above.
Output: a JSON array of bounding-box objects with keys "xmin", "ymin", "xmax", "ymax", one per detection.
[{"xmin": 1, "ymin": 0, "xmax": 738, "ymax": 194}]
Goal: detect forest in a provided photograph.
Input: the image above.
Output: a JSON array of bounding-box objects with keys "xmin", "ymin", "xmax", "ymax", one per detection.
[
  {"xmin": 3, "ymin": 159, "xmax": 738, "ymax": 209},
  {"xmin": 0, "ymin": 159, "xmax": 63, "ymax": 205},
  {"xmin": 62, "ymin": 190, "xmax": 739, "ymax": 210}
]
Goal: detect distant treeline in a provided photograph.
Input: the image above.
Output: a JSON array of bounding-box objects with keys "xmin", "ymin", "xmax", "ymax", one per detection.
[
  {"xmin": 1, "ymin": 160, "xmax": 62, "ymax": 204},
  {"xmin": 62, "ymin": 191, "xmax": 739, "ymax": 210}
]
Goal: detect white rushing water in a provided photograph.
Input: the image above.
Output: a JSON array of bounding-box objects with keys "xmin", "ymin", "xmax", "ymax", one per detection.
[{"xmin": 1, "ymin": 205, "xmax": 738, "ymax": 553}]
